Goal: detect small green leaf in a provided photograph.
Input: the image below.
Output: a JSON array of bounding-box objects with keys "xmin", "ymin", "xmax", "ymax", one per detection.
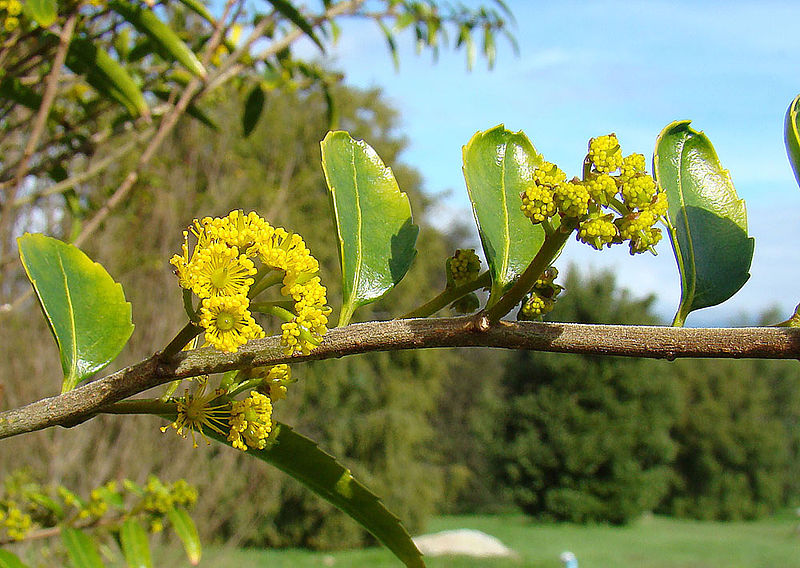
[
  {"xmin": 62, "ymin": 528, "xmax": 104, "ymax": 568},
  {"xmin": 24, "ymin": 0, "xmax": 57, "ymax": 27},
  {"xmin": 785, "ymin": 94, "xmax": 800, "ymax": 189},
  {"xmin": 267, "ymin": 0, "xmax": 324, "ymax": 51},
  {"xmin": 176, "ymin": 0, "xmax": 214, "ymax": 23},
  {"xmin": 242, "ymin": 85, "xmax": 265, "ymax": 137},
  {"xmin": 205, "ymin": 424, "xmax": 424, "ymax": 568},
  {"xmin": 166, "ymin": 507, "xmax": 201, "ymax": 566},
  {"xmin": 321, "ymin": 131, "xmax": 419, "ymax": 326},
  {"xmin": 462, "ymin": 125, "xmax": 546, "ymax": 306},
  {"xmin": 18, "ymin": 233, "xmax": 134, "ymax": 392},
  {"xmin": 654, "ymin": 120, "xmax": 754, "ymax": 326},
  {"xmin": 109, "ymin": 0, "xmax": 206, "ymax": 77},
  {"xmin": 65, "ymin": 37, "xmax": 150, "ymax": 118},
  {"xmin": 0, "ymin": 550, "xmax": 30, "ymax": 568},
  {"xmin": 120, "ymin": 519, "xmax": 152, "ymax": 568}
]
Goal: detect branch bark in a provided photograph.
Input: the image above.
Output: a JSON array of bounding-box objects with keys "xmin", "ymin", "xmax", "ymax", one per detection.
[{"xmin": 2, "ymin": 316, "xmax": 799, "ymax": 441}]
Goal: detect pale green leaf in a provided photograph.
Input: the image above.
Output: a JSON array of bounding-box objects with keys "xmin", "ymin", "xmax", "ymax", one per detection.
[
  {"xmin": 18, "ymin": 233, "xmax": 134, "ymax": 392},
  {"xmin": 0, "ymin": 550, "xmax": 30, "ymax": 568},
  {"xmin": 784, "ymin": 93, "xmax": 800, "ymax": 189},
  {"xmin": 120, "ymin": 518, "xmax": 152, "ymax": 568},
  {"xmin": 62, "ymin": 528, "xmax": 104, "ymax": 568},
  {"xmin": 167, "ymin": 507, "xmax": 201, "ymax": 565},
  {"xmin": 24, "ymin": 0, "xmax": 57, "ymax": 27},
  {"xmin": 654, "ymin": 120, "xmax": 754, "ymax": 326},
  {"xmin": 321, "ymin": 131, "xmax": 419, "ymax": 326}
]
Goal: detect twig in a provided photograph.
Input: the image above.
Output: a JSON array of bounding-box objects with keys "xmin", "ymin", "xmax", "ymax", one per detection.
[{"xmin": 1, "ymin": 317, "xmax": 799, "ymax": 440}]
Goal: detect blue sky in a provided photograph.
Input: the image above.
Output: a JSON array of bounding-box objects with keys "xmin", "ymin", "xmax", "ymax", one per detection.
[{"xmin": 312, "ymin": 0, "xmax": 800, "ymax": 324}]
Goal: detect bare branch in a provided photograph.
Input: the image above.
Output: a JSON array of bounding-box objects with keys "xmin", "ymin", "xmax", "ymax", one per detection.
[{"xmin": 1, "ymin": 317, "xmax": 799, "ymax": 441}]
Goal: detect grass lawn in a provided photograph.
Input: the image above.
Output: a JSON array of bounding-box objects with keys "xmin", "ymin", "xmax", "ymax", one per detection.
[{"xmin": 193, "ymin": 511, "xmax": 800, "ymax": 568}]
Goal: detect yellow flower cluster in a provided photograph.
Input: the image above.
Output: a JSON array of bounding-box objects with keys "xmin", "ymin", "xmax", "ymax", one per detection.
[
  {"xmin": 0, "ymin": 0, "xmax": 21, "ymax": 32},
  {"xmin": 171, "ymin": 210, "xmax": 330, "ymax": 354},
  {"xmin": 449, "ymin": 248, "xmax": 482, "ymax": 287},
  {"xmin": 519, "ymin": 134, "xmax": 668, "ymax": 255},
  {"xmin": 519, "ymin": 266, "xmax": 562, "ymax": 320},
  {"xmin": 0, "ymin": 503, "xmax": 31, "ymax": 541},
  {"xmin": 228, "ymin": 391, "xmax": 273, "ymax": 451}
]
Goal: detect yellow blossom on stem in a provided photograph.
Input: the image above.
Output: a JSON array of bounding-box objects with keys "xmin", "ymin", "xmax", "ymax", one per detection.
[
  {"xmin": 161, "ymin": 378, "xmax": 231, "ymax": 448},
  {"xmin": 188, "ymin": 241, "xmax": 257, "ymax": 298},
  {"xmin": 228, "ymin": 391, "xmax": 273, "ymax": 451},
  {"xmin": 199, "ymin": 295, "xmax": 264, "ymax": 352}
]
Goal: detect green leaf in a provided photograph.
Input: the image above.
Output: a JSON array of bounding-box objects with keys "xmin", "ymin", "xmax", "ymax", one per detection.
[
  {"xmin": 654, "ymin": 120, "xmax": 754, "ymax": 326},
  {"xmin": 206, "ymin": 424, "xmax": 424, "ymax": 568},
  {"xmin": 176, "ymin": 0, "xmax": 214, "ymax": 23},
  {"xmin": 18, "ymin": 233, "xmax": 134, "ymax": 392},
  {"xmin": 242, "ymin": 84, "xmax": 265, "ymax": 137},
  {"xmin": 65, "ymin": 37, "xmax": 150, "ymax": 118},
  {"xmin": 267, "ymin": 0, "xmax": 324, "ymax": 51},
  {"xmin": 462, "ymin": 125, "xmax": 547, "ymax": 305},
  {"xmin": 785, "ymin": 93, "xmax": 800, "ymax": 189},
  {"xmin": 0, "ymin": 550, "xmax": 30, "ymax": 568},
  {"xmin": 62, "ymin": 528, "xmax": 104, "ymax": 568},
  {"xmin": 120, "ymin": 519, "xmax": 152, "ymax": 568},
  {"xmin": 321, "ymin": 131, "xmax": 419, "ymax": 326},
  {"xmin": 166, "ymin": 507, "xmax": 201, "ymax": 566},
  {"xmin": 24, "ymin": 0, "xmax": 57, "ymax": 27},
  {"xmin": 109, "ymin": 0, "xmax": 206, "ymax": 78}
]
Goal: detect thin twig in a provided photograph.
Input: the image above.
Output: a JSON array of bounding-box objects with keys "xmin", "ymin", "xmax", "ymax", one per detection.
[{"xmin": 1, "ymin": 317, "xmax": 799, "ymax": 440}]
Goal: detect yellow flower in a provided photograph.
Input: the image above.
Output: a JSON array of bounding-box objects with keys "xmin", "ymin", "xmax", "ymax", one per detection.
[
  {"xmin": 228, "ymin": 391, "xmax": 272, "ymax": 451},
  {"xmin": 189, "ymin": 241, "xmax": 257, "ymax": 298},
  {"xmin": 202, "ymin": 210, "xmax": 273, "ymax": 254},
  {"xmin": 199, "ymin": 295, "xmax": 264, "ymax": 352},
  {"xmin": 588, "ymin": 134, "xmax": 623, "ymax": 173},
  {"xmin": 161, "ymin": 377, "xmax": 231, "ymax": 447}
]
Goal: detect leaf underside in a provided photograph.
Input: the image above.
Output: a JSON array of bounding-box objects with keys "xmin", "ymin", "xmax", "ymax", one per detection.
[
  {"xmin": 462, "ymin": 124, "xmax": 546, "ymax": 305},
  {"xmin": 654, "ymin": 120, "xmax": 754, "ymax": 326},
  {"xmin": 206, "ymin": 423, "xmax": 425, "ymax": 568}
]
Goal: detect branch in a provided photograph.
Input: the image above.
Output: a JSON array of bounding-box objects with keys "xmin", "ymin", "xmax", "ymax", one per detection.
[{"xmin": 1, "ymin": 317, "xmax": 799, "ymax": 440}]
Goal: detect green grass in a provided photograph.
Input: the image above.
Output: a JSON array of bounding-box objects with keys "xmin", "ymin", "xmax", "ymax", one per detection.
[{"xmin": 190, "ymin": 511, "xmax": 800, "ymax": 568}]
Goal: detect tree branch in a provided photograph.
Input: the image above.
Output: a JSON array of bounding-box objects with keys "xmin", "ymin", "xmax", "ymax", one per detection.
[{"xmin": 1, "ymin": 317, "xmax": 799, "ymax": 441}]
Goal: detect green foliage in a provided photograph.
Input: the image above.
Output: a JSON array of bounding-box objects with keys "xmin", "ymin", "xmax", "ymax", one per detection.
[
  {"xmin": 785, "ymin": 94, "xmax": 800, "ymax": 188},
  {"xmin": 654, "ymin": 121, "xmax": 754, "ymax": 326},
  {"xmin": 461, "ymin": 125, "xmax": 545, "ymax": 304},
  {"xmin": 661, "ymin": 359, "xmax": 790, "ymax": 520},
  {"xmin": 492, "ymin": 269, "xmax": 679, "ymax": 524},
  {"xmin": 17, "ymin": 233, "xmax": 133, "ymax": 393},
  {"xmin": 321, "ymin": 131, "xmax": 419, "ymax": 326}
]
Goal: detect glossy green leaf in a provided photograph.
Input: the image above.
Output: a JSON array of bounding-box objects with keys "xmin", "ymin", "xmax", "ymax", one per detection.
[
  {"xmin": 0, "ymin": 550, "xmax": 30, "ymax": 568},
  {"xmin": 62, "ymin": 528, "xmax": 104, "ymax": 568},
  {"xmin": 462, "ymin": 125, "xmax": 546, "ymax": 305},
  {"xmin": 654, "ymin": 120, "xmax": 754, "ymax": 326},
  {"xmin": 321, "ymin": 131, "xmax": 419, "ymax": 326},
  {"xmin": 267, "ymin": 0, "xmax": 324, "ymax": 51},
  {"xmin": 242, "ymin": 85, "xmax": 265, "ymax": 137},
  {"xmin": 18, "ymin": 233, "xmax": 134, "ymax": 392},
  {"xmin": 166, "ymin": 507, "xmax": 201, "ymax": 566},
  {"xmin": 109, "ymin": 0, "xmax": 206, "ymax": 78},
  {"xmin": 65, "ymin": 37, "xmax": 149, "ymax": 118},
  {"xmin": 785, "ymin": 94, "xmax": 800, "ymax": 189},
  {"xmin": 24, "ymin": 0, "xmax": 57, "ymax": 27},
  {"xmin": 206, "ymin": 424, "xmax": 424, "ymax": 568},
  {"xmin": 120, "ymin": 519, "xmax": 151, "ymax": 568}
]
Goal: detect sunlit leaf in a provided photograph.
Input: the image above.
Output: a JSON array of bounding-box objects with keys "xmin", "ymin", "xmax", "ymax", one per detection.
[
  {"xmin": 62, "ymin": 528, "xmax": 104, "ymax": 568},
  {"xmin": 0, "ymin": 550, "xmax": 30, "ymax": 568},
  {"xmin": 109, "ymin": 0, "xmax": 206, "ymax": 77},
  {"xmin": 462, "ymin": 125, "xmax": 546, "ymax": 306},
  {"xmin": 784, "ymin": 93, "xmax": 800, "ymax": 189},
  {"xmin": 120, "ymin": 518, "xmax": 152, "ymax": 568},
  {"xmin": 205, "ymin": 424, "xmax": 424, "ymax": 568},
  {"xmin": 167, "ymin": 507, "xmax": 201, "ymax": 566},
  {"xmin": 24, "ymin": 0, "xmax": 57, "ymax": 27},
  {"xmin": 65, "ymin": 37, "xmax": 150, "ymax": 118},
  {"xmin": 654, "ymin": 120, "xmax": 754, "ymax": 326},
  {"xmin": 321, "ymin": 131, "xmax": 419, "ymax": 326},
  {"xmin": 18, "ymin": 233, "xmax": 134, "ymax": 392}
]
